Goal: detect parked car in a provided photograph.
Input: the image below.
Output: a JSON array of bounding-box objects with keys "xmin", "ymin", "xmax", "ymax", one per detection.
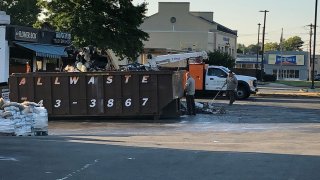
[{"xmin": 315, "ymin": 74, "xmax": 320, "ymax": 81}]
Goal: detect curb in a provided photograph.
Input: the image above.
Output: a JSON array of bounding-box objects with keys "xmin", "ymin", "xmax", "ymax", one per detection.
[{"xmin": 255, "ymin": 92, "xmax": 320, "ymax": 98}]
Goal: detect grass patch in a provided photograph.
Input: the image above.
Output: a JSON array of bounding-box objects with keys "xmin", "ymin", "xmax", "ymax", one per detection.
[{"xmin": 275, "ymin": 80, "xmax": 320, "ymax": 87}]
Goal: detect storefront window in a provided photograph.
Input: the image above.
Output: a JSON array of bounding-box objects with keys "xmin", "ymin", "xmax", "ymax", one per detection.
[
  {"xmin": 276, "ymin": 69, "xmax": 300, "ymax": 79},
  {"xmin": 46, "ymin": 58, "xmax": 60, "ymax": 72},
  {"xmin": 9, "ymin": 58, "xmax": 30, "ymax": 74},
  {"xmin": 273, "ymin": 69, "xmax": 277, "ymax": 76},
  {"xmin": 295, "ymin": 70, "xmax": 299, "ymax": 78}
]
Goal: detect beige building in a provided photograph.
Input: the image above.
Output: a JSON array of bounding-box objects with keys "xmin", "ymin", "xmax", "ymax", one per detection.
[{"xmin": 139, "ymin": 2, "xmax": 237, "ymax": 64}]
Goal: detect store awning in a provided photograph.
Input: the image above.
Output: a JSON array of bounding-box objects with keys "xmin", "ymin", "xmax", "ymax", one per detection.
[{"xmin": 14, "ymin": 42, "xmax": 68, "ymax": 59}]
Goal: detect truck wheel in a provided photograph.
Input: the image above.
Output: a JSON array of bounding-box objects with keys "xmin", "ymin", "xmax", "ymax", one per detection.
[{"xmin": 236, "ymin": 86, "xmax": 249, "ymax": 100}]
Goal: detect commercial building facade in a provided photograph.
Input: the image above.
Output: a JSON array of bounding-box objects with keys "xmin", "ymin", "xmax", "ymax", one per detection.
[
  {"xmin": 235, "ymin": 51, "xmax": 320, "ymax": 81},
  {"xmin": 264, "ymin": 51, "xmax": 309, "ymax": 80},
  {"xmin": 7, "ymin": 25, "xmax": 71, "ymax": 74},
  {"xmin": 0, "ymin": 10, "xmax": 72, "ymax": 85},
  {"xmin": 139, "ymin": 2, "xmax": 237, "ymax": 64}
]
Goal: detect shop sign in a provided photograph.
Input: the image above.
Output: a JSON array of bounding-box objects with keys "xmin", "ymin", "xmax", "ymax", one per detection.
[
  {"xmin": 53, "ymin": 32, "xmax": 72, "ymax": 45},
  {"xmin": 268, "ymin": 54, "xmax": 305, "ymax": 66},
  {"xmin": 14, "ymin": 28, "xmax": 38, "ymax": 42}
]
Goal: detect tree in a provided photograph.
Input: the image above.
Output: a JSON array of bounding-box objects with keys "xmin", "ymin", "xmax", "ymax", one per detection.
[
  {"xmin": 0, "ymin": 0, "xmax": 41, "ymax": 26},
  {"xmin": 237, "ymin": 44, "xmax": 260, "ymax": 55},
  {"xmin": 264, "ymin": 42, "xmax": 279, "ymax": 52},
  {"xmin": 237, "ymin": 43, "xmax": 247, "ymax": 54},
  {"xmin": 263, "ymin": 36, "xmax": 304, "ymax": 52},
  {"xmin": 37, "ymin": 0, "xmax": 149, "ymax": 61},
  {"xmin": 283, "ymin": 36, "xmax": 304, "ymax": 51},
  {"xmin": 204, "ymin": 51, "xmax": 235, "ymax": 69},
  {"xmin": 247, "ymin": 44, "xmax": 261, "ymax": 54}
]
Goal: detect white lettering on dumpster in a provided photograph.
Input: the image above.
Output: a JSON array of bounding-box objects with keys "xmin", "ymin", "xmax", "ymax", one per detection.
[
  {"xmin": 88, "ymin": 77, "xmax": 95, "ymax": 84},
  {"xmin": 125, "ymin": 98, "xmax": 132, "ymax": 107},
  {"xmin": 19, "ymin": 78, "xmax": 26, "ymax": 85},
  {"xmin": 89, "ymin": 99, "xmax": 96, "ymax": 107},
  {"xmin": 107, "ymin": 99, "xmax": 114, "ymax": 107},
  {"xmin": 70, "ymin": 77, "xmax": 79, "ymax": 84},
  {"xmin": 124, "ymin": 75, "xmax": 131, "ymax": 84},
  {"xmin": 142, "ymin": 98, "xmax": 149, "ymax": 106},
  {"xmin": 54, "ymin": 99, "xmax": 61, "ymax": 108},
  {"xmin": 142, "ymin": 76, "xmax": 149, "ymax": 83},
  {"xmin": 54, "ymin": 77, "xmax": 60, "ymax": 85},
  {"xmin": 37, "ymin": 77, "xmax": 43, "ymax": 85},
  {"xmin": 106, "ymin": 76, "xmax": 113, "ymax": 84}
]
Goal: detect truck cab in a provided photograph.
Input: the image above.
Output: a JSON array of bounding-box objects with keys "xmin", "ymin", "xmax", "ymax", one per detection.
[
  {"xmin": 189, "ymin": 64, "xmax": 258, "ymax": 99},
  {"xmin": 146, "ymin": 51, "xmax": 258, "ymax": 99}
]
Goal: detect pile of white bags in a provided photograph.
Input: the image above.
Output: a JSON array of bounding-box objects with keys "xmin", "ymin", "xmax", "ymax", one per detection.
[{"xmin": 0, "ymin": 98, "xmax": 48, "ymax": 136}]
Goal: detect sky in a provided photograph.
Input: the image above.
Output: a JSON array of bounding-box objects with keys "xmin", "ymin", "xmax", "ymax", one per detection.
[{"xmin": 132, "ymin": 0, "xmax": 318, "ymax": 52}]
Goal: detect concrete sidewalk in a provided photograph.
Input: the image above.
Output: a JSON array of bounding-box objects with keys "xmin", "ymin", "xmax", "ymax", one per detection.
[{"xmin": 256, "ymin": 83, "xmax": 320, "ymax": 98}]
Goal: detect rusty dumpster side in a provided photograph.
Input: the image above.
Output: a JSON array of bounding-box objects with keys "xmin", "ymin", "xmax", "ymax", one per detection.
[{"xmin": 9, "ymin": 71, "xmax": 185, "ymax": 119}]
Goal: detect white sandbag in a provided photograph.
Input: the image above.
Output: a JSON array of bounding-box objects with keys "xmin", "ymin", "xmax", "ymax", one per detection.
[
  {"xmin": 4, "ymin": 106, "xmax": 20, "ymax": 112},
  {"xmin": 0, "ymin": 101, "xmax": 49, "ymax": 136},
  {"xmin": 33, "ymin": 107, "xmax": 48, "ymax": 131},
  {"xmin": 2, "ymin": 102, "xmax": 24, "ymax": 111},
  {"xmin": 14, "ymin": 116, "xmax": 32, "ymax": 136},
  {"xmin": 1, "ymin": 111, "xmax": 13, "ymax": 118},
  {"xmin": 14, "ymin": 124, "xmax": 32, "ymax": 136},
  {"xmin": 21, "ymin": 106, "xmax": 33, "ymax": 115},
  {"xmin": 0, "ymin": 119, "xmax": 15, "ymax": 133}
]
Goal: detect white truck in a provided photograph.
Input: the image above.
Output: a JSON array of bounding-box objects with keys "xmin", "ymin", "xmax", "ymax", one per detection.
[{"xmin": 146, "ymin": 51, "xmax": 258, "ymax": 99}]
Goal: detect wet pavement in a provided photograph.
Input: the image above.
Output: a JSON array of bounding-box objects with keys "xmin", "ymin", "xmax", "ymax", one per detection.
[
  {"xmin": 49, "ymin": 97, "xmax": 320, "ymax": 135},
  {"xmin": 1, "ymin": 96, "xmax": 320, "ymax": 180},
  {"xmin": 46, "ymin": 96, "xmax": 320, "ymax": 156}
]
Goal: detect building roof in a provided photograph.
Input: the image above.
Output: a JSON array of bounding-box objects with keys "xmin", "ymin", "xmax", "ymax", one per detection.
[
  {"xmin": 143, "ymin": 2, "xmax": 237, "ymax": 36},
  {"xmin": 197, "ymin": 16, "xmax": 237, "ymax": 36}
]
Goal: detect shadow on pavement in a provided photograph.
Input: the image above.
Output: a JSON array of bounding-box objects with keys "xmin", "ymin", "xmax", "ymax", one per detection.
[{"xmin": 0, "ymin": 136, "xmax": 320, "ymax": 180}]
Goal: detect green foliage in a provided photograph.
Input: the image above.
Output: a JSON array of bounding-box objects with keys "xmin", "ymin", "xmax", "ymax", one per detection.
[
  {"xmin": 283, "ymin": 36, "xmax": 304, "ymax": 51},
  {"xmin": 37, "ymin": 0, "xmax": 149, "ymax": 61},
  {"xmin": 237, "ymin": 43, "xmax": 246, "ymax": 54},
  {"xmin": 204, "ymin": 51, "xmax": 235, "ymax": 69},
  {"xmin": 247, "ymin": 44, "xmax": 260, "ymax": 54},
  {"xmin": 237, "ymin": 43, "xmax": 260, "ymax": 55},
  {"xmin": 240, "ymin": 36, "xmax": 304, "ymax": 54},
  {"xmin": 0, "ymin": 0, "xmax": 41, "ymax": 26},
  {"xmin": 264, "ymin": 42, "xmax": 279, "ymax": 51}
]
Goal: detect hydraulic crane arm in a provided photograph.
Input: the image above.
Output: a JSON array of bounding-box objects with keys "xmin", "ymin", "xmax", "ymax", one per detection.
[{"xmin": 146, "ymin": 51, "xmax": 208, "ymax": 69}]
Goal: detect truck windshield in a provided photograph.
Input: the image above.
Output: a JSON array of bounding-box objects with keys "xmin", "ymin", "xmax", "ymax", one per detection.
[{"xmin": 221, "ymin": 67, "xmax": 230, "ymax": 73}]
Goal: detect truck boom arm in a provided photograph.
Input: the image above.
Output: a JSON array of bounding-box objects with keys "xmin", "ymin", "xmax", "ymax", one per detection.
[{"xmin": 146, "ymin": 51, "xmax": 208, "ymax": 69}]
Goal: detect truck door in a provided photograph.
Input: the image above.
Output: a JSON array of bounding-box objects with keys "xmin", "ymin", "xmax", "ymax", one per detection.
[{"xmin": 205, "ymin": 68, "xmax": 227, "ymax": 90}]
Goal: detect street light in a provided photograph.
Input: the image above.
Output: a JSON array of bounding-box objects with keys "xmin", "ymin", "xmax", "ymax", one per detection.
[
  {"xmin": 311, "ymin": 0, "xmax": 318, "ymax": 89},
  {"xmin": 256, "ymin": 23, "xmax": 261, "ymax": 78},
  {"xmin": 259, "ymin": 10, "xmax": 269, "ymax": 81}
]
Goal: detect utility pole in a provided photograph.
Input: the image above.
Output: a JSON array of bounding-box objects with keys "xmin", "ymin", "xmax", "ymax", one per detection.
[
  {"xmin": 256, "ymin": 23, "xmax": 261, "ymax": 78},
  {"xmin": 280, "ymin": 28, "xmax": 284, "ymax": 80},
  {"xmin": 307, "ymin": 24, "xmax": 313, "ymax": 81},
  {"xmin": 312, "ymin": 0, "xmax": 318, "ymax": 89},
  {"xmin": 259, "ymin": 10, "xmax": 269, "ymax": 81}
]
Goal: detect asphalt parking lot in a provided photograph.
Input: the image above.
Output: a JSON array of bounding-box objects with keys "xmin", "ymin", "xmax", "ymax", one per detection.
[{"xmin": 1, "ymin": 96, "xmax": 320, "ymax": 180}]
